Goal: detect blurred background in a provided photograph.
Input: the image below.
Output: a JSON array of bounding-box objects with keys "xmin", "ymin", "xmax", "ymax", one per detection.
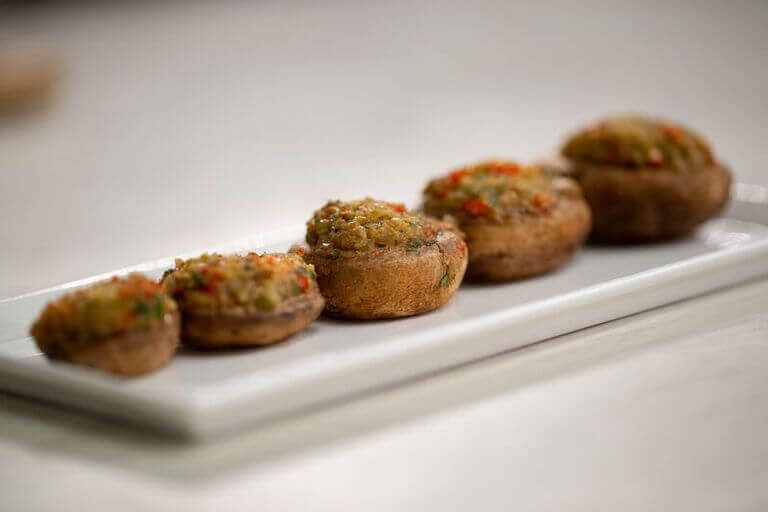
[{"xmin": 1, "ymin": 0, "xmax": 766, "ymax": 298}]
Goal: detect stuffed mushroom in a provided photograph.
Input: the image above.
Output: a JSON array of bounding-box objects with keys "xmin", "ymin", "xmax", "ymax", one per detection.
[
  {"xmin": 562, "ymin": 115, "xmax": 732, "ymax": 243},
  {"xmin": 422, "ymin": 160, "xmax": 591, "ymax": 281},
  {"xmin": 301, "ymin": 198, "xmax": 468, "ymax": 319},
  {"xmin": 30, "ymin": 274, "xmax": 180, "ymax": 376},
  {"xmin": 161, "ymin": 252, "xmax": 323, "ymax": 348}
]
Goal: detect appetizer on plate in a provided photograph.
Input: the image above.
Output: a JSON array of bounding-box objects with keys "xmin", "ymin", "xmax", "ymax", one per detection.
[
  {"xmin": 301, "ymin": 198, "xmax": 467, "ymax": 319},
  {"xmin": 422, "ymin": 160, "xmax": 591, "ymax": 281},
  {"xmin": 29, "ymin": 274, "xmax": 179, "ymax": 376},
  {"xmin": 562, "ymin": 115, "xmax": 732, "ymax": 243},
  {"xmin": 161, "ymin": 252, "xmax": 323, "ymax": 348}
]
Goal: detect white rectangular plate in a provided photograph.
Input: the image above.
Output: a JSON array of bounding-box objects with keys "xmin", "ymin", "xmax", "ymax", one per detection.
[{"xmin": 2, "ymin": 185, "xmax": 768, "ymax": 438}]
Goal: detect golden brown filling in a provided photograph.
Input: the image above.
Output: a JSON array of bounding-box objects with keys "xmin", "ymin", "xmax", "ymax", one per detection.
[
  {"xmin": 306, "ymin": 198, "xmax": 441, "ymax": 252},
  {"xmin": 562, "ymin": 116, "xmax": 715, "ymax": 171},
  {"xmin": 422, "ymin": 160, "xmax": 557, "ymax": 223},
  {"xmin": 30, "ymin": 274, "xmax": 176, "ymax": 347},
  {"xmin": 161, "ymin": 252, "xmax": 317, "ymax": 313}
]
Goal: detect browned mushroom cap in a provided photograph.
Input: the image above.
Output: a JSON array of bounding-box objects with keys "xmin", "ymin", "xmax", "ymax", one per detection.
[
  {"xmin": 305, "ymin": 228, "xmax": 467, "ymax": 319},
  {"xmin": 161, "ymin": 252, "xmax": 324, "ymax": 348},
  {"xmin": 571, "ymin": 161, "xmax": 731, "ymax": 243},
  {"xmin": 180, "ymin": 293, "xmax": 324, "ymax": 348},
  {"xmin": 562, "ymin": 115, "xmax": 731, "ymax": 242},
  {"xmin": 463, "ymin": 194, "xmax": 591, "ymax": 281},
  {"xmin": 42, "ymin": 314, "xmax": 180, "ymax": 376},
  {"xmin": 30, "ymin": 274, "xmax": 180, "ymax": 376},
  {"xmin": 421, "ymin": 160, "xmax": 591, "ymax": 281},
  {"xmin": 303, "ymin": 198, "xmax": 468, "ymax": 319}
]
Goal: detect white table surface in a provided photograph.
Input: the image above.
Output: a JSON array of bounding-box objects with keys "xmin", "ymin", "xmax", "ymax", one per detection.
[
  {"xmin": 1, "ymin": 1, "xmax": 767, "ymax": 510},
  {"xmin": 1, "ymin": 277, "xmax": 766, "ymax": 511}
]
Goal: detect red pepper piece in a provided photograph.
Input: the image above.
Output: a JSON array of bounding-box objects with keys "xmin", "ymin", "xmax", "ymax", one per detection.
[
  {"xmin": 531, "ymin": 193, "xmax": 554, "ymax": 212},
  {"xmin": 463, "ymin": 198, "xmax": 491, "ymax": 217},
  {"xmin": 449, "ymin": 170, "xmax": 469, "ymax": 185},
  {"xmin": 488, "ymin": 161, "xmax": 520, "ymax": 176}
]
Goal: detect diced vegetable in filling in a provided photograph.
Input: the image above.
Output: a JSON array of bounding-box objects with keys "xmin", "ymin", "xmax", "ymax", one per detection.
[
  {"xmin": 31, "ymin": 274, "xmax": 176, "ymax": 345},
  {"xmin": 422, "ymin": 160, "xmax": 557, "ymax": 223},
  {"xmin": 162, "ymin": 253, "xmax": 318, "ymax": 312},
  {"xmin": 562, "ymin": 116, "xmax": 715, "ymax": 171},
  {"xmin": 306, "ymin": 198, "xmax": 442, "ymax": 252}
]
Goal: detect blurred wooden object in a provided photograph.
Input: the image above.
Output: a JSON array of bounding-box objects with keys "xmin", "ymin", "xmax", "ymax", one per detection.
[{"xmin": 0, "ymin": 52, "xmax": 59, "ymax": 115}]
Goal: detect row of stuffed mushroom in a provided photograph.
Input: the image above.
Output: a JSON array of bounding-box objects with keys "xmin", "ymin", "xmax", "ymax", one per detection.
[{"xmin": 29, "ymin": 115, "xmax": 732, "ymax": 376}]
